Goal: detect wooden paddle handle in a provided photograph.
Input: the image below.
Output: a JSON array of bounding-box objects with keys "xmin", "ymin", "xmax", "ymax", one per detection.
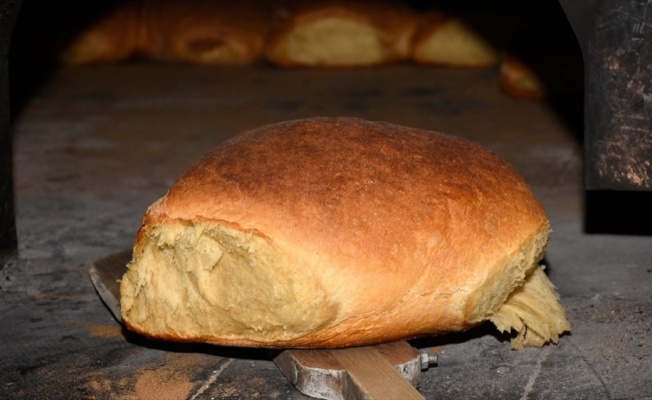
[
  {"xmin": 332, "ymin": 346, "xmax": 426, "ymax": 400},
  {"xmin": 274, "ymin": 341, "xmax": 427, "ymax": 400}
]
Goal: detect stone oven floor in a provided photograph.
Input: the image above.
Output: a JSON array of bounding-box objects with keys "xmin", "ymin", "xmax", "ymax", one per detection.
[{"xmin": 1, "ymin": 63, "xmax": 650, "ymax": 399}]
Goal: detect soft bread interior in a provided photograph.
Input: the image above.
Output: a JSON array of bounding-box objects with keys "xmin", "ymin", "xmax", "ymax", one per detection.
[
  {"xmin": 416, "ymin": 19, "xmax": 499, "ymax": 67},
  {"xmin": 490, "ymin": 267, "xmax": 571, "ymax": 349},
  {"xmin": 284, "ymin": 18, "xmax": 385, "ymax": 65},
  {"xmin": 120, "ymin": 220, "xmax": 338, "ymax": 344}
]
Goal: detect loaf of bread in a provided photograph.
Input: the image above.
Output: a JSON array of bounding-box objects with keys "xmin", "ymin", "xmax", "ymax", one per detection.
[
  {"xmin": 264, "ymin": 0, "xmax": 417, "ymax": 67},
  {"xmin": 499, "ymin": 20, "xmax": 583, "ymax": 100},
  {"xmin": 412, "ymin": 12, "xmax": 500, "ymax": 68},
  {"xmin": 60, "ymin": 2, "xmax": 144, "ymax": 65},
  {"xmin": 499, "ymin": 54, "xmax": 547, "ymax": 100},
  {"xmin": 120, "ymin": 117, "xmax": 570, "ymax": 349},
  {"xmin": 150, "ymin": 0, "xmax": 271, "ymax": 65},
  {"xmin": 61, "ymin": 0, "xmax": 270, "ymax": 65}
]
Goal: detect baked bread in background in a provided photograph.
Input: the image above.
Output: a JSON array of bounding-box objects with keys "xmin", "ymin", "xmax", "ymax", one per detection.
[
  {"xmin": 60, "ymin": 1, "xmax": 144, "ymax": 65},
  {"xmin": 499, "ymin": 54, "xmax": 547, "ymax": 100},
  {"xmin": 412, "ymin": 12, "xmax": 500, "ymax": 68},
  {"xmin": 264, "ymin": 0, "xmax": 417, "ymax": 67},
  {"xmin": 499, "ymin": 25, "xmax": 583, "ymax": 101},
  {"xmin": 151, "ymin": 0, "xmax": 272, "ymax": 65},
  {"xmin": 120, "ymin": 117, "xmax": 570, "ymax": 349},
  {"xmin": 57, "ymin": 0, "xmax": 582, "ymax": 106},
  {"xmin": 61, "ymin": 0, "xmax": 271, "ymax": 65}
]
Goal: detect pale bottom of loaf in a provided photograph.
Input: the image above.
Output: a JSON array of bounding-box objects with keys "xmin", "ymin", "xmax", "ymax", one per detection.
[
  {"xmin": 171, "ymin": 32, "xmax": 251, "ymax": 65},
  {"xmin": 280, "ymin": 18, "xmax": 385, "ymax": 66},
  {"xmin": 121, "ymin": 219, "xmax": 569, "ymax": 348},
  {"xmin": 415, "ymin": 20, "xmax": 499, "ymax": 67}
]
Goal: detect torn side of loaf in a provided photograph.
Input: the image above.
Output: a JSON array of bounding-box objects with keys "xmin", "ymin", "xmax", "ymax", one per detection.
[
  {"xmin": 490, "ymin": 267, "xmax": 571, "ymax": 349},
  {"xmin": 120, "ymin": 219, "xmax": 339, "ymax": 347}
]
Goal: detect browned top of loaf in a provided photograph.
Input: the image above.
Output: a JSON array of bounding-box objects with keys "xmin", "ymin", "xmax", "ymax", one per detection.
[
  {"xmin": 147, "ymin": 117, "xmax": 547, "ymax": 314},
  {"xmin": 277, "ymin": 0, "xmax": 416, "ymax": 27}
]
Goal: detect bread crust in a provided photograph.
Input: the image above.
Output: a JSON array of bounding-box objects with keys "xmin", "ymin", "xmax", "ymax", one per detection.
[
  {"xmin": 60, "ymin": 2, "xmax": 144, "ymax": 65},
  {"xmin": 61, "ymin": 0, "xmax": 271, "ymax": 65},
  {"xmin": 264, "ymin": 0, "xmax": 417, "ymax": 67},
  {"xmin": 147, "ymin": 0, "xmax": 271, "ymax": 65},
  {"xmin": 121, "ymin": 117, "xmax": 567, "ymax": 348}
]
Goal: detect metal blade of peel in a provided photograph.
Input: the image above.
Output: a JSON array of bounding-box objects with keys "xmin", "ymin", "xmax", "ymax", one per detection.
[
  {"xmin": 89, "ymin": 250, "xmax": 132, "ymax": 323},
  {"xmin": 90, "ymin": 250, "xmax": 435, "ymax": 400},
  {"xmin": 274, "ymin": 342, "xmax": 428, "ymax": 400}
]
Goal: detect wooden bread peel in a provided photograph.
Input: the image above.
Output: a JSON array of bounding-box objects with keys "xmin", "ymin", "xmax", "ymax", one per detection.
[
  {"xmin": 273, "ymin": 341, "xmax": 431, "ymax": 400},
  {"xmin": 90, "ymin": 251, "xmax": 436, "ymax": 399}
]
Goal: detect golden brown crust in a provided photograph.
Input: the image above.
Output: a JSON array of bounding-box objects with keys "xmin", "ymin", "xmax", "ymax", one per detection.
[
  {"xmin": 120, "ymin": 117, "xmax": 567, "ymax": 349},
  {"xmin": 159, "ymin": 118, "xmax": 546, "ymax": 271},
  {"xmin": 264, "ymin": 0, "xmax": 417, "ymax": 67}
]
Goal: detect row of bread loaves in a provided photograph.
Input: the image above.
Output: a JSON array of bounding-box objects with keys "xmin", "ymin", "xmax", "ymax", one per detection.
[{"xmin": 61, "ymin": 0, "xmax": 502, "ymax": 69}]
